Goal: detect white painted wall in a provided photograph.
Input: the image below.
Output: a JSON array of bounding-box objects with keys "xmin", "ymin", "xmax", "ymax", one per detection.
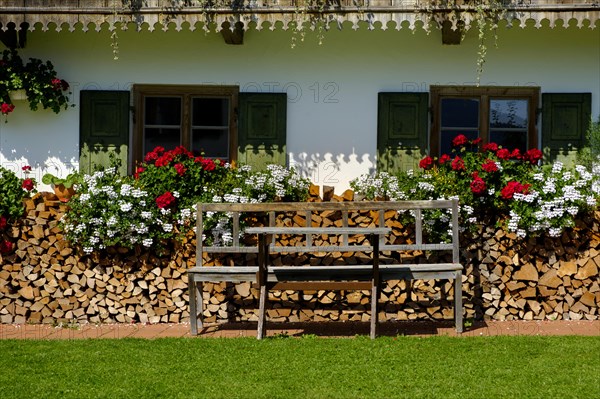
[{"xmin": 1, "ymin": 22, "xmax": 599, "ymax": 192}]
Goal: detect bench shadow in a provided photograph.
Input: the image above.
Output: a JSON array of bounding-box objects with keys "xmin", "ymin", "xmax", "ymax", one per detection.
[{"xmin": 199, "ymin": 320, "xmax": 489, "ymax": 338}]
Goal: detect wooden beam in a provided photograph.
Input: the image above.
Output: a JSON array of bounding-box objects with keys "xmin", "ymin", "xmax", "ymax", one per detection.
[{"xmin": 220, "ymin": 21, "xmax": 243, "ymax": 45}]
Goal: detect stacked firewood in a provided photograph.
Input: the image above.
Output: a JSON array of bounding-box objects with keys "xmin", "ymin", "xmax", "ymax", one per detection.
[{"xmin": 0, "ymin": 191, "xmax": 598, "ymax": 325}]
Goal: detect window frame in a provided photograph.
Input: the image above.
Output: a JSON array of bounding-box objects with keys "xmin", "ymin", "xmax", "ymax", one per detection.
[
  {"xmin": 430, "ymin": 85, "xmax": 540, "ymax": 156},
  {"xmin": 132, "ymin": 84, "xmax": 238, "ymax": 164}
]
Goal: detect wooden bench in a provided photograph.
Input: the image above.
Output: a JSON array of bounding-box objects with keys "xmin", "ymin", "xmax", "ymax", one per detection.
[{"xmin": 188, "ymin": 200, "xmax": 463, "ymax": 338}]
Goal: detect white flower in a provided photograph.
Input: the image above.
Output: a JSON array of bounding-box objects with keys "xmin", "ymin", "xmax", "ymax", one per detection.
[
  {"xmin": 142, "ymin": 238, "xmax": 153, "ymax": 247},
  {"xmin": 162, "ymin": 224, "xmax": 173, "ymax": 232},
  {"xmin": 551, "ymin": 162, "xmax": 563, "ymax": 174},
  {"xmin": 173, "ymin": 191, "xmax": 180, "ymax": 198},
  {"xmin": 120, "ymin": 202, "xmax": 132, "ymax": 212},
  {"xmin": 549, "ymin": 227, "xmax": 562, "ymax": 237},
  {"xmin": 141, "ymin": 211, "xmax": 152, "ymax": 219}
]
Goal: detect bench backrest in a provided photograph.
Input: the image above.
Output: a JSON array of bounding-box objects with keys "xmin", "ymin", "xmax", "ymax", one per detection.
[{"xmin": 196, "ymin": 199, "xmax": 460, "ymax": 266}]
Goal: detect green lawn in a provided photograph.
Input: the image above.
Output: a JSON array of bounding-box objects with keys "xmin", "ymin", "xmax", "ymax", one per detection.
[{"xmin": 1, "ymin": 336, "xmax": 598, "ymax": 399}]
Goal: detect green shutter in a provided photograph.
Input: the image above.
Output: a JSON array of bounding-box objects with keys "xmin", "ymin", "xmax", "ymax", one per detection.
[
  {"xmin": 542, "ymin": 93, "xmax": 591, "ymax": 167},
  {"xmin": 238, "ymin": 93, "xmax": 286, "ymax": 170},
  {"xmin": 79, "ymin": 90, "xmax": 130, "ymax": 176},
  {"xmin": 377, "ymin": 93, "xmax": 429, "ymax": 173}
]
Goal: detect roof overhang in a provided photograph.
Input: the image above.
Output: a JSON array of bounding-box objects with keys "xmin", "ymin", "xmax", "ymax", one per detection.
[{"xmin": 1, "ymin": 1, "xmax": 598, "ymax": 33}]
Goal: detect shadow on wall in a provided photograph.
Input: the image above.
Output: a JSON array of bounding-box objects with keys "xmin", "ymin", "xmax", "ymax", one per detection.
[{"xmin": 289, "ymin": 151, "xmax": 376, "ymax": 190}]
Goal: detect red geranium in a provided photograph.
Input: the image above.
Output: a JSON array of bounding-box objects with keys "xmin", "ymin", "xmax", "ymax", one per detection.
[
  {"xmin": 496, "ymin": 148, "xmax": 510, "ymax": 160},
  {"xmin": 470, "ymin": 172, "xmax": 486, "ymax": 195},
  {"xmin": 144, "ymin": 146, "xmax": 165, "ymax": 162},
  {"xmin": 510, "ymin": 149, "xmax": 522, "ymax": 160},
  {"xmin": 156, "ymin": 191, "xmax": 176, "ymax": 209},
  {"xmin": 471, "ymin": 138, "xmax": 482, "ymax": 145},
  {"xmin": 22, "ymin": 178, "xmax": 34, "ymax": 191},
  {"xmin": 172, "ymin": 146, "xmax": 194, "ymax": 158},
  {"xmin": 481, "ymin": 159, "xmax": 498, "ymax": 173},
  {"xmin": 524, "ymin": 148, "xmax": 543, "ymax": 164},
  {"xmin": 501, "ymin": 181, "xmax": 531, "ymax": 200},
  {"xmin": 21, "ymin": 165, "xmax": 31, "ymax": 171},
  {"xmin": 419, "ymin": 156, "xmax": 434, "ymax": 170},
  {"xmin": 483, "ymin": 142, "xmax": 498, "ymax": 153},
  {"xmin": 155, "ymin": 152, "xmax": 174, "ymax": 167},
  {"xmin": 452, "ymin": 134, "xmax": 469, "ymax": 147},
  {"xmin": 0, "ymin": 240, "xmax": 13, "ymax": 254},
  {"xmin": 451, "ymin": 156, "xmax": 465, "ymax": 171},
  {"xmin": 438, "ymin": 154, "xmax": 451, "ymax": 164},
  {"xmin": 0, "ymin": 215, "xmax": 7, "ymax": 230},
  {"xmin": 201, "ymin": 158, "xmax": 216, "ymax": 172},
  {"xmin": 1, "ymin": 103, "xmax": 15, "ymax": 115},
  {"xmin": 174, "ymin": 163, "xmax": 187, "ymax": 176}
]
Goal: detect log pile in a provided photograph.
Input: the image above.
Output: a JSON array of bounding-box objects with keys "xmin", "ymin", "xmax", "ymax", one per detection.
[{"xmin": 0, "ymin": 191, "xmax": 598, "ymax": 325}]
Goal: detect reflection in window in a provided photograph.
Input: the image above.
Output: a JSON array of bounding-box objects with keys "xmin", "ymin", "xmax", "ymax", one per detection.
[
  {"xmin": 191, "ymin": 97, "xmax": 230, "ymax": 158},
  {"xmin": 440, "ymin": 98, "xmax": 479, "ymax": 155},
  {"xmin": 143, "ymin": 96, "xmax": 182, "ymax": 155},
  {"xmin": 490, "ymin": 99, "xmax": 528, "ymax": 152}
]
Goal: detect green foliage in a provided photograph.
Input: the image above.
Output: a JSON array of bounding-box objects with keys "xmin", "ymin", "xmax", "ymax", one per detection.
[
  {"xmin": 0, "ymin": 336, "xmax": 598, "ymax": 399},
  {"xmin": 41, "ymin": 172, "xmax": 82, "ymax": 189},
  {"xmin": 0, "ymin": 49, "xmax": 71, "ymax": 119},
  {"xmin": 577, "ymin": 117, "xmax": 600, "ymax": 170},
  {"xmin": 0, "ymin": 165, "xmax": 35, "ymax": 222}
]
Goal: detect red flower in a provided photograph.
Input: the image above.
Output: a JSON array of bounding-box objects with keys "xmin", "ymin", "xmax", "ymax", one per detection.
[
  {"xmin": 155, "ymin": 152, "xmax": 174, "ymax": 167},
  {"xmin": 144, "ymin": 146, "xmax": 165, "ymax": 162},
  {"xmin": 451, "ymin": 156, "xmax": 465, "ymax": 171},
  {"xmin": 496, "ymin": 148, "xmax": 510, "ymax": 160},
  {"xmin": 0, "ymin": 240, "xmax": 13, "ymax": 254},
  {"xmin": 419, "ymin": 156, "xmax": 434, "ymax": 170},
  {"xmin": 172, "ymin": 146, "xmax": 194, "ymax": 159},
  {"xmin": 439, "ymin": 154, "xmax": 451, "ymax": 164},
  {"xmin": 481, "ymin": 159, "xmax": 498, "ymax": 173},
  {"xmin": 483, "ymin": 142, "xmax": 498, "ymax": 153},
  {"xmin": 201, "ymin": 158, "xmax": 216, "ymax": 172},
  {"xmin": 21, "ymin": 165, "xmax": 31, "ymax": 171},
  {"xmin": 471, "ymin": 138, "xmax": 482, "ymax": 145},
  {"xmin": 134, "ymin": 166, "xmax": 145, "ymax": 179},
  {"xmin": 22, "ymin": 178, "xmax": 34, "ymax": 191},
  {"xmin": 0, "ymin": 215, "xmax": 7, "ymax": 230},
  {"xmin": 1, "ymin": 103, "xmax": 15, "ymax": 115},
  {"xmin": 174, "ymin": 163, "xmax": 187, "ymax": 176},
  {"xmin": 452, "ymin": 134, "xmax": 469, "ymax": 147},
  {"xmin": 510, "ymin": 149, "xmax": 522, "ymax": 160},
  {"xmin": 524, "ymin": 148, "xmax": 543, "ymax": 164},
  {"xmin": 470, "ymin": 172, "xmax": 486, "ymax": 195},
  {"xmin": 51, "ymin": 78, "xmax": 62, "ymax": 90},
  {"xmin": 156, "ymin": 191, "xmax": 176, "ymax": 209},
  {"xmin": 501, "ymin": 181, "xmax": 530, "ymax": 200}
]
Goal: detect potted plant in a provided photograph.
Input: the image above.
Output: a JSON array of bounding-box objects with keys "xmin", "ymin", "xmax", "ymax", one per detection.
[
  {"xmin": 0, "ymin": 49, "xmax": 72, "ymax": 121},
  {"xmin": 42, "ymin": 172, "xmax": 80, "ymax": 202}
]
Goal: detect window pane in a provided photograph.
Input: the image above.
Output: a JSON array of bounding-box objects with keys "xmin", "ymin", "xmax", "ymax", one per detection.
[
  {"xmin": 144, "ymin": 128, "xmax": 181, "ymax": 155},
  {"xmin": 145, "ymin": 97, "xmax": 181, "ymax": 126},
  {"xmin": 192, "ymin": 98, "xmax": 229, "ymax": 127},
  {"xmin": 192, "ymin": 128, "xmax": 229, "ymax": 158},
  {"xmin": 490, "ymin": 99, "xmax": 528, "ymax": 129},
  {"xmin": 441, "ymin": 98, "xmax": 479, "ymax": 128},
  {"xmin": 490, "ymin": 131, "xmax": 527, "ymax": 152}
]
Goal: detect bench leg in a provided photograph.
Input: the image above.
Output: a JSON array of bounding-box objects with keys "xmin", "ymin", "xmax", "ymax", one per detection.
[
  {"xmin": 454, "ymin": 271, "xmax": 463, "ymax": 333},
  {"xmin": 188, "ymin": 277, "xmax": 203, "ymax": 336},
  {"xmin": 257, "ymin": 284, "xmax": 267, "ymax": 340},
  {"xmin": 370, "ymin": 283, "xmax": 379, "ymax": 339}
]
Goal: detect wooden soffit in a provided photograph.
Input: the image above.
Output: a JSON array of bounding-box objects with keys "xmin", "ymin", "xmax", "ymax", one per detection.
[{"xmin": 1, "ymin": 1, "xmax": 599, "ymax": 33}]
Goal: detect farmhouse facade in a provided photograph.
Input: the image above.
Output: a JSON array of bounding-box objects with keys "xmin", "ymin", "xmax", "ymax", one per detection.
[{"xmin": 1, "ymin": 1, "xmax": 599, "ymax": 191}]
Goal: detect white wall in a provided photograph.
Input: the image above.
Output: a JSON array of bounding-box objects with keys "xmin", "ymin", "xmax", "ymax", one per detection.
[{"xmin": 1, "ymin": 22, "xmax": 599, "ymax": 192}]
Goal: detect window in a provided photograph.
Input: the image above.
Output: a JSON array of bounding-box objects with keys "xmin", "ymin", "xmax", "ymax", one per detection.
[
  {"xmin": 132, "ymin": 84, "xmax": 238, "ymax": 163},
  {"xmin": 430, "ymin": 86, "xmax": 540, "ymax": 156}
]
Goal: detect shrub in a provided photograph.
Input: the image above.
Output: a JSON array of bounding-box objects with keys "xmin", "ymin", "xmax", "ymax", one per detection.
[
  {"xmin": 0, "ymin": 165, "xmax": 36, "ymax": 254},
  {"xmin": 62, "ymin": 147, "xmax": 310, "ymax": 253},
  {"xmin": 351, "ymin": 135, "xmax": 599, "ymax": 240}
]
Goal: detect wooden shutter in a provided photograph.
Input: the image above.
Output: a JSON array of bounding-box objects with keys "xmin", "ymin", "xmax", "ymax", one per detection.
[
  {"xmin": 377, "ymin": 93, "xmax": 429, "ymax": 173},
  {"xmin": 238, "ymin": 93, "xmax": 287, "ymax": 170},
  {"xmin": 542, "ymin": 93, "xmax": 591, "ymax": 166},
  {"xmin": 79, "ymin": 90, "xmax": 130, "ymax": 176}
]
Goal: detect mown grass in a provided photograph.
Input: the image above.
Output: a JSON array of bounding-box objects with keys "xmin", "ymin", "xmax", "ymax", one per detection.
[{"xmin": 1, "ymin": 336, "xmax": 598, "ymax": 399}]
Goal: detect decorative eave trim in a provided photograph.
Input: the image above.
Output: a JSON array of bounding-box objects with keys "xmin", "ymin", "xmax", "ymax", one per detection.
[{"xmin": 1, "ymin": 4, "xmax": 599, "ymax": 33}]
